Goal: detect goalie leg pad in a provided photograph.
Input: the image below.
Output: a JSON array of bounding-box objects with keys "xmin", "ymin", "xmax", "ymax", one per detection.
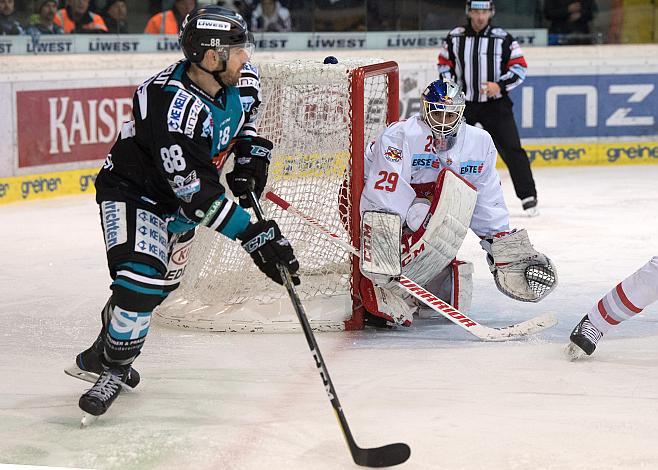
[
  {"xmin": 418, "ymin": 259, "xmax": 473, "ymax": 318},
  {"xmin": 402, "ymin": 169, "xmax": 477, "ymax": 287},
  {"xmin": 360, "ymin": 277, "xmax": 414, "ymax": 326}
]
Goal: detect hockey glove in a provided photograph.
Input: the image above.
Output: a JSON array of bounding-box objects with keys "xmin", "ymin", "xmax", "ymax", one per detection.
[
  {"xmin": 226, "ymin": 136, "xmax": 273, "ymax": 208},
  {"xmin": 480, "ymin": 229, "xmax": 557, "ymax": 302},
  {"xmin": 239, "ymin": 219, "xmax": 300, "ymax": 286}
]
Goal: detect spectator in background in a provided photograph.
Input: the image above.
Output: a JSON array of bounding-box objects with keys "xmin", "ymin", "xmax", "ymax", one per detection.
[
  {"xmin": 544, "ymin": 0, "xmax": 597, "ymax": 44},
  {"xmin": 144, "ymin": 0, "xmax": 195, "ymax": 34},
  {"xmin": 102, "ymin": 0, "xmax": 128, "ymax": 34},
  {"xmin": 314, "ymin": 0, "xmax": 365, "ymax": 31},
  {"xmin": 55, "ymin": 0, "xmax": 108, "ymax": 33},
  {"xmin": 26, "ymin": 0, "xmax": 64, "ymax": 35},
  {"xmin": 251, "ymin": 0, "xmax": 291, "ymax": 32},
  {"xmin": 0, "ymin": 0, "xmax": 24, "ymax": 35}
]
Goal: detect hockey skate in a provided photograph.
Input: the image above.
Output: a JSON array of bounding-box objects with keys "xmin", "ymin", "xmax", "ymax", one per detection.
[
  {"xmin": 521, "ymin": 196, "xmax": 539, "ymax": 217},
  {"xmin": 65, "ymin": 337, "xmax": 140, "ymax": 390},
  {"xmin": 79, "ymin": 366, "xmax": 130, "ymax": 425},
  {"xmin": 566, "ymin": 315, "xmax": 603, "ymax": 360}
]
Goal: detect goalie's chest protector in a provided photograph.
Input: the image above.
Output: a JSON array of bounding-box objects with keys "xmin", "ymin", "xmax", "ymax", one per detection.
[{"xmin": 402, "ymin": 117, "xmax": 490, "ymax": 194}]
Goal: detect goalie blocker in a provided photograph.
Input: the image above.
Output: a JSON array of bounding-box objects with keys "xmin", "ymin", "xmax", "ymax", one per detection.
[{"xmin": 359, "ymin": 169, "xmax": 477, "ymax": 325}]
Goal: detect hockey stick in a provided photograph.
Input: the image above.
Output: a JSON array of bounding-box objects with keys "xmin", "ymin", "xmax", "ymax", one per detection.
[
  {"xmin": 265, "ymin": 189, "xmax": 557, "ymax": 341},
  {"xmin": 247, "ymin": 190, "xmax": 411, "ymax": 468}
]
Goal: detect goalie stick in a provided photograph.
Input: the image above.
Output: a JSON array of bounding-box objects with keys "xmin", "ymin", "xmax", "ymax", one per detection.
[
  {"xmin": 247, "ymin": 190, "xmax": 411, "ymax": 468},
  {"xmin": 265, "ymin": 190, "xmax": 557, "ymax": 341}
]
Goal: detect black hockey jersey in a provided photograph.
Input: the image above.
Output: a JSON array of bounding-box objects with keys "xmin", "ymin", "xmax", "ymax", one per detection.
[{"xmin": 95, "ymin": 60, "xmax": 263, "ymax": 240}]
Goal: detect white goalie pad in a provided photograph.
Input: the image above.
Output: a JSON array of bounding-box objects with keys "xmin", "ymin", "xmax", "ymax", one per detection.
[
  {"xmin": 418, "ymin": 260, "xmax": 474, "ymax": 318},
  {"xmin": 482, "ymin": 229, "xmax": 558, "ymax": 302},
  {"xmin": 360, "ymin": 211, "xmax": 402, "ymax": 284},
  {"xmin": 402, "ymin": 169, "xmax": 477, "ymax": 287}
]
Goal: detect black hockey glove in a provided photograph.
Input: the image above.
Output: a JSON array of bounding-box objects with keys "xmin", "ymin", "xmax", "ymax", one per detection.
[
  {"xmin": 226, "ymin": 136, "xmax": 273, "ymax": 208},
  {"xmin": 238, "ymin": 219, "xmax": 301, "ymax": 286}
]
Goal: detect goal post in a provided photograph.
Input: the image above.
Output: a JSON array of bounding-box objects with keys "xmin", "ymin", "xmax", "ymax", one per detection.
[{"xmin": 154, "ymin": 59, "xmax": 400, "ymax": 332}]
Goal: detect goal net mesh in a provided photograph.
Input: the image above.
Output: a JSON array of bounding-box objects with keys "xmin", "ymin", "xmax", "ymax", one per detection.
[{"xmin": 154, "ymin": 59, "xmax": 396, "ymax": 332}]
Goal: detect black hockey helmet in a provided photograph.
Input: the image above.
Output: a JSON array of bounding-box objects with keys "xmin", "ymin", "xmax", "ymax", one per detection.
[
  {"xmin": 465, "ymin": 0, "xmax": 495, "ymax": 14},
  {"xmin": 179, "ymin": 6, "xmax": 254, "ymax": 65}
]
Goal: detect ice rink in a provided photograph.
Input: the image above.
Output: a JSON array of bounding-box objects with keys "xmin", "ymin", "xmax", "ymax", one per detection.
[{"xmin": 2, "ymin": 164, "xmax": 658, "ymax": 470}]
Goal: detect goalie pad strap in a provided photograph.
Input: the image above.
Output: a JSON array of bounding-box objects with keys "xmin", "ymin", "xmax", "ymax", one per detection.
[{"xmin": 401, "ymin": 169, "xmax": 477, "ymax": 287}]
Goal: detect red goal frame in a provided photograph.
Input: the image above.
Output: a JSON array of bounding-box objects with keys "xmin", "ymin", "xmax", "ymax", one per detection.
[{"xmin": 345, "ymin": 61, "xmax": 400, "ymax": 330}]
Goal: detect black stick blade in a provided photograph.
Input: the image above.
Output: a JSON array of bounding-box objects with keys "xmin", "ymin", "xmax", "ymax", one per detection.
[{"xmin": 353, "ymin": 442, "xmax": 411, "ymax": 467}]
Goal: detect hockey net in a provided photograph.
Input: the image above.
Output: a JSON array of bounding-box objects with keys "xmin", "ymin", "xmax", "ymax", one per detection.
[{"xmin": 154, "ymin": 59, "xmax": 399, "ymax": 332}]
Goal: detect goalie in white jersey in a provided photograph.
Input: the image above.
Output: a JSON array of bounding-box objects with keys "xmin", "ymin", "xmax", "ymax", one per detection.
[{"xmin": 358, "ymin": 78, "xmax": 557, "ymax": 326}]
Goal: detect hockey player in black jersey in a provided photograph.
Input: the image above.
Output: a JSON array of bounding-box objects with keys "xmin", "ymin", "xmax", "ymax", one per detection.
[{"xmin": 64, "ymin": 6, "xmax": 300, "ymax": 421}]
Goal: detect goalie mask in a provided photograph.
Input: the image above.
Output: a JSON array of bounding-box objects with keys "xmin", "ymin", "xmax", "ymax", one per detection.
[
  {"xmin": 179, "ymin": 6, "xmax": 255, "ymax": 78},
  {"xmin": 420, "ymin": 79, "xmax": 466, "ymax": 149}
]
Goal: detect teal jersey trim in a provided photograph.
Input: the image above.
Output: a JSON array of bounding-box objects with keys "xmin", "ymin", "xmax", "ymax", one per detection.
[
  {"xmin": 112, "ymin": 278, "xmax": 167, "ymax": 297},
  {"xmin": 118, "ymin": 262, "xmax": 160, "ymax": 277},
  {"xmin": 221, "ymin": 204, "xmax": 251, "ymax": 240},
  {"xmin": 197, "ymin": 86, "xmax": 244, "ymax": 157}
]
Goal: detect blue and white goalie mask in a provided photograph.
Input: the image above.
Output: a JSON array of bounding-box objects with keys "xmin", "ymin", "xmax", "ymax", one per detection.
[{"xmin": 420, "ymin": 79, "xmax": 466, "ymax": 147}]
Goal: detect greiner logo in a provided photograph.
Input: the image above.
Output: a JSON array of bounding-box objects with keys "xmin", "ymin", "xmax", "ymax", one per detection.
[
  {"xmin": 527, "ymin": 146, "xmax": 585, "ymax": 163},
  {"xmin": 197, "ymin": 19, "xmax": 230, "ymax": 30},
  {"xmin": 607, "ymin": 144, "xmax": 658, "ymax": 162}
]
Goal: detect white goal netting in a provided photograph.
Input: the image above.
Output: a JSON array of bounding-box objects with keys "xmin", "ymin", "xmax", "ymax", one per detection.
[{"xmin": 154, "ymin": 59, "xmax": 397, "ymax": 332}]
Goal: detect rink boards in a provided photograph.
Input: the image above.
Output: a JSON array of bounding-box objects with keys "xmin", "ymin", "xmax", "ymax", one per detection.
[{"xmin": 1, "ymin": 45, "xmax": 657, "ymax": 204}]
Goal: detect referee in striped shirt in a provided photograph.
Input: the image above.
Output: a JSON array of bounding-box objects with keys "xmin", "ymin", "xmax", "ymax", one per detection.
[{"xmin": 438, "ymin": 0, "xmax": 539, "ymax": 216}]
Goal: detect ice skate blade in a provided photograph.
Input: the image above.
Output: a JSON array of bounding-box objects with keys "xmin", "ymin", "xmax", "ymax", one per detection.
[
  {"xmin": 80, "ymin": 413, "xmax": 99, "ymax": 428},
  {"xmin": 64, "ymin": 366, "xmax": 134, "ymax": 392},
  {"xmin": 565, "ymin": 342, "xmax": 587, "ymax": 361},
  {"xmin": 524, "ymin": 207, "xmax": 540, "ymax": 217},
  {"xmin": 64, "ymin": 366, "xmax": 98, "ymax": 384}
]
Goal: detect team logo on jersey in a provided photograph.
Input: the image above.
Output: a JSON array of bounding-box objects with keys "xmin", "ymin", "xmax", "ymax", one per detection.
[
  {"xmin": 384, "ymin": 146, "xmax": 403, "ymax": 162},
  {"xmin": 446, "ymin": 157, "xmax": 453, "ymax": 167},
  {"xmin": 168, "ymin": 171, "xmax": 201, "ymax": 203},
  {"xmin": 185, "ymin": 99, "xmax": 206, "ymax": 138},
  {"xmin": 460, "ymin": 160, "xmax": 485, "ymax": 175},
  {"xmin": 167, "ymin": 89, "xmax": 192, "ymax": 133}
]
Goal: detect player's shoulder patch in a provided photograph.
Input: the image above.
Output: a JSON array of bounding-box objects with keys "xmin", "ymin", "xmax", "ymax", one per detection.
[
  {"xmin": 167, "ymin": 87, "xmax": 209, "ymax": 138},
  {"xmin": 241, "ymin": 61, "xmax": 259, "ymax": 77},
  {"xmin": 449, "ymin": 26, "xmax": 465, "ymax": 36},
  {"xmin": 490, "ymin": 27, "xmax": 508, "ymax": 38}
]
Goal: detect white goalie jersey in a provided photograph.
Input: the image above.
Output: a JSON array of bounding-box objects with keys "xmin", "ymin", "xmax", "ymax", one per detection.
[{"xmin": 360, "ymin": 115, "xmax": 510, "ymax": 238}]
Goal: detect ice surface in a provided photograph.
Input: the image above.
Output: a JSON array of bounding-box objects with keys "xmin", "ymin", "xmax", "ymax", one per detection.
[{"xmin": 1, "ymin": 165, "xmax": 658, "ymax": 469}]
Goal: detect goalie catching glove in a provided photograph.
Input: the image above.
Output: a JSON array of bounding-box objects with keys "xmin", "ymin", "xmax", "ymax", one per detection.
[
  {"xmin": 239, "ymin": 219, "xmax": 300, "ymax": 286},
  {"xmin": 226, "ymin": 136, "xmax": 273, "ymax": 208},
  {"xmin": 481, "ymin": 229, "xmax": 557, "ymax": 302}
]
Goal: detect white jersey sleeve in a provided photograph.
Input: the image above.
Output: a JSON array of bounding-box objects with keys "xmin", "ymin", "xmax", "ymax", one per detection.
[
  {"xmin": 360, "ymin": 124, "xmax": 417, "ymax": 223},
  {"xmin": 464, "ymin": 128, "xmax": 510, "ymax": 237}
]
